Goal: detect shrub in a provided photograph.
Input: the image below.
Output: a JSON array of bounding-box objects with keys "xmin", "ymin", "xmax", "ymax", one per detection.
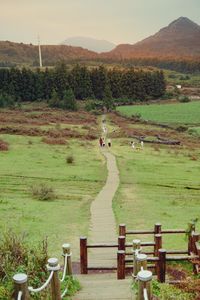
[
  {"xmin": 178, "ymin": 96, "xmax": 190, "ymax": 103},
  {"xmin": 0, "ymin": 93, "xmax": 15, "ymax": 108},
  {"xmin": 0, "ymin": 139, "xmax": 9, "ymax": 151},
  {"xmin": 30, "ymin": 183, "xmax": 56, "ymax": 201},
  {"xmin": 0, "ymin": 231, "xmax": 48, "ymax": 299},
  {"xmin": 66, "ymin": 155, "xmax": 74, "ymax": 164}
]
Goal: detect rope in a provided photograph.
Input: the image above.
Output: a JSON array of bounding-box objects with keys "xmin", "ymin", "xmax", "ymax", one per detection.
[
  {"xmin": 143, "ymin": 288, "xmax": 148, "ymax": 300},
  {"xmin": 60, "ymin": 254, "xmax": 68, "ymax": 282},
  {"xmin": 61, "ymin": 288, "xmax": 68, "ymax": 299},
  {"xmin": 28, "ymin": 271, "xmax": 54, "ymax": 293},
  {"xmin": 17, "ymin": 291, "xmax": 23, "ymax": 300}
]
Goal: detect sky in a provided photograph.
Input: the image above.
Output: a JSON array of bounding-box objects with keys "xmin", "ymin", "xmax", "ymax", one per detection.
[{"xmin": 1, "ymin": 0, "xmax": 200, "ymax": 45}]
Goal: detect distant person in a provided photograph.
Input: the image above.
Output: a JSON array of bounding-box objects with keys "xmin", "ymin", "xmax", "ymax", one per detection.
[
  {"xmin": 141, "ymin": 141, "xmax": 144, "ymax": 148},
  {"xmin": 108, "ymin": 138, "xmax": 111, "ymax": 147},
  {"xmin": 99, "ymin": 137, "xmax": 103, "ymax": 147},
  {"xmin": 131, "ymin": 141, "xmax": 135, "ymax": 150},
  {"xmin": 102, "ymin": 138, "xmax": 106, "ymax": 147}
]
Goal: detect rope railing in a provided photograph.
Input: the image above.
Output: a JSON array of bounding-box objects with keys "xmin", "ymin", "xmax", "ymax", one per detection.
[
  {"xmin": 28, "ymin": 270, "xmax": 54, "ymax": 293},
  {"xmin": 13, "ymin": 243, "xmax": 73, "ymax": 300}
]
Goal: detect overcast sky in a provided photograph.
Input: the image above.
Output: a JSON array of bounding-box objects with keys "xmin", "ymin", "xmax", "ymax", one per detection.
[{"xmin": 1, "ymin": 0, "xmax": 200, "ymax": 45}]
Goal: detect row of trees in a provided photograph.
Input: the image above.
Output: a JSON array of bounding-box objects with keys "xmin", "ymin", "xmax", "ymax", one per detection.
[{"xmin": 0, "ymin": 63, "xmax": 166, "ymax": 109}]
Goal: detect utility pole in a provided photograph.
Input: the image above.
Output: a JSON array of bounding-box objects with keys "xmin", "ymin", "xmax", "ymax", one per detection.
[{"xmin": 38, "ymin": 35, "xmax": 43, "ymax": 68}]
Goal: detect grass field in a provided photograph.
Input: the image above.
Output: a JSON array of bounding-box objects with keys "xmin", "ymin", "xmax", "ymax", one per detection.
[
  {"xmin": 117, "ymin": 101, "xmax": 200, "ymax": 125},
  {"xmin": 107, "ymin": 111, "xmax": 200, "ymax": 250},
  {"xmin": 0, "ymin": 107, "xmax": 106, "ymax": 259}
]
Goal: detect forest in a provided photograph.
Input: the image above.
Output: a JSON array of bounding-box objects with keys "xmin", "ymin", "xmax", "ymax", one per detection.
[{"xmin": 0, "ymin": 64, "xmax": 166, "ymax": 110}]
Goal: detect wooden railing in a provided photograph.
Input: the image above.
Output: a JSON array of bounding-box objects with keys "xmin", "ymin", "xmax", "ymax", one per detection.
[{"xmin": 80, "ymin": 222, "xmax": 200, "ymax": 283}]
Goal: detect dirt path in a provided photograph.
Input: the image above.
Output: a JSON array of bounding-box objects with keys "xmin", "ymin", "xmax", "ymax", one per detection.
[{"xmin": 73, "ymin": 117, "xmax": 133, "ymax": 300}]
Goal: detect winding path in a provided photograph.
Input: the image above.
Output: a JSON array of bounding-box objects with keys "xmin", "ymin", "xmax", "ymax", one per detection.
[{"xmin": 73, "ymin": 118, "xmax": 132, "ymax": 300}]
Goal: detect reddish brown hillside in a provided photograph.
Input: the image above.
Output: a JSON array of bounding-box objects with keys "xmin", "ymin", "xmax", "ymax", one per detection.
[{"xmin": 103, "ymin": 17, "xmax": 200, "ymax": 59}]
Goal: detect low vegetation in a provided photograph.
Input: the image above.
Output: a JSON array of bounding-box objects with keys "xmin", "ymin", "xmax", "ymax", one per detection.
[{"xmin": 0, "ymin": 231, "xmax": 80, "ymax": 299}]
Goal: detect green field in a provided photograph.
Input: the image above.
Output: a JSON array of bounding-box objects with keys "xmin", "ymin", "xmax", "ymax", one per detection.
[
  {"xmin": 112, "ymin": 138, "xmax": 200, "ymax": 249},
  {"xmin": 0, "ymin": 134, "xmax": 106, "ymax": 258},
  {"xmin": 117, "ymin": 101, "xmax": 200, "ymax": 125}
]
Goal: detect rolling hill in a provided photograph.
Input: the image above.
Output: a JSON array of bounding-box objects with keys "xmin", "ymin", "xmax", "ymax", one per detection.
[
  {"xmin": 61, "ymin": 36, "xmax": 115, "ymax": 53},
  {"xmin": 105, "ymin": 17, "xmax": 200, "ymax": 59}
]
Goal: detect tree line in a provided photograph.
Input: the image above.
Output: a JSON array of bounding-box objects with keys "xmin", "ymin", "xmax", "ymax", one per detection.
[{"xmin": 0, "ymin": 64, "xmax": 165, "ymax": 110}]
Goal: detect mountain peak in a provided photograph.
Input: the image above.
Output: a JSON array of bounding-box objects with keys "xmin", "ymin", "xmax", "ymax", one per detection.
[{"xmin": 165, "ymin": 16, "xmax": 200, "ymax": 32}]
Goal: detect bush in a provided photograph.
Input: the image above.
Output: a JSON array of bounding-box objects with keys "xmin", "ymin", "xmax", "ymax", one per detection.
[
  {"xmin": 0, "ymin": 231, "xmax": 48, "ymax": 299},
  {"xmin": 30, "ymin": 183, "xmax": 56, "ymax": 201},
  {"xmin": 66, "ymin": 155, "xmax": 74, "ymax": 164},
  {"xmin": 178, "ymin": 96, "xmax": 190, "ymax": 103},
  {"xmin": 0, "ymin": 93, "xmax": 15, "ymax": 108},
  {"xmin": 42, "ymin": 137, "xmax": 66, "ymax": 145},
  {"xmin": 0, "ymin": 139, "xmax": 9, "ymax": 151}
]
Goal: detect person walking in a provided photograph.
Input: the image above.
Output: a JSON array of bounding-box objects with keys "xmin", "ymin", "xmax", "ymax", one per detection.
[
  {"xmin": 108, "ymin": 138, "xmax": 111, "ymax": 147},
  {"xmin": 99, "ymin": 137, "xmax": 103, "ymax": 147}
]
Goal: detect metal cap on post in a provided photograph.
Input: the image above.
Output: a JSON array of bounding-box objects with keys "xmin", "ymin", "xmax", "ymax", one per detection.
[
  {"xmin": 62, "ymin": 243, "xmax": 72, "ymax": 275},
  {"xmin": 136, "ymin": 253, "xmax": 148, "ymax": 274},
  {"xmin": 13, "ymin": 273, "xmax": 29, "ymax": 300}
]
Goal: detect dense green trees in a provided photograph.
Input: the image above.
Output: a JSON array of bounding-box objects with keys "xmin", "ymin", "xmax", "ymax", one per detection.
[{"xmin": 0, "ymin": 63, "xmax": 166, "ymax": 109}]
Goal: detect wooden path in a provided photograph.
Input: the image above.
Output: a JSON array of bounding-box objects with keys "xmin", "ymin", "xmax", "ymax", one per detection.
[{"xmin": 73, "ymin": 118, "xmax": 133, "ymax": 299}]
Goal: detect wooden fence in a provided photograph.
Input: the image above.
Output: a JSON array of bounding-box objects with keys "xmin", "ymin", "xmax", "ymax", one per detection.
[
  {"xmin": 12, "ymin": 243, "xmax": 72, "ymax": 300},
  {"xmin": 80, "ymin": 222, "xmax": 200, "ymax": 283}
]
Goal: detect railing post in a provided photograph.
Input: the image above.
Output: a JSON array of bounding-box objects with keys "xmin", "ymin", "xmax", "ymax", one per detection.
[
  {"xmin": 80, "ymin": 237, "xmax": 88, "ymax": 274},
  {"xmin": 192, "ymin": 232, "xmax": 200, "ymax": 274},
  {"xmin": 154, "ymin": 223, "xmax": 162, "ymax": 235},
  {"xmin": 62, "ymin": 243, "xmax": 72, "ymax": 275},
  {"xmin": 118, "ymin": 236, "xmax": 126, "ymax": 251},
  {"xmin": 13, "ymin": 273, "xmax": 29, "ymax": 300},
  {"xmin": 119, "ymin": 224, "xmax": 126, "ymax": 236},
  {"xmin": 188, "ymin": 221, "xmax": 196, "ymax": 254},
  {"xmin": 137, "ymin": 270, "xmax": 152, "ymax": 300},
  {"xmin": 136, "ymin": 254, "xmax": 147, "ymax": 275},
  {"xmin": 154, "ymin": 234, "xmax": 162, "ymax": 257},
  {"xmin": 117, "ymin": 250, "xmax": 125, "ymax": 279},
  {"xmin": 47, "ymin": 258, "xmax": 61, "ymax": 300},
  {"xmin": 133, "ymin": 239, "xmax": 141, "ymax": 278},
  {"xmin": 157, "ymin": 249, "xmax": 166, "ymax": 283}
]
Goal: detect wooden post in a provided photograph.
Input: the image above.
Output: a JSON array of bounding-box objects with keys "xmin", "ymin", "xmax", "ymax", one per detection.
[
  {"xmin": 188, "ymin": 221, "xmax": 196, "ymax": 254},
  {"xmin": 118, "ymin": 236, "xmax": 125, "ymax": 251},
  {"xmin": 117, "ymin": 250, "xmax": 125, "ymax": 279},
  {"xmin": 136, "ymin": 254, "xmax": 147, "ymax": 274},
  {"xmin": 48, "ymin": 258, "xmax": 61, "ymax": 300},
  {"xmin": 119, "ymin": 224, "xmax": 126, "ymax": 236},
  {"xmin": 192, "ymin": 233, "xmax": 200, "ymax": 255},
  {"xmin": 157, "ymin": 249, "xmax": 166, "ymax": 283},
  {"xmin": 62, "ymin": 243, "xmax": 72, "ymax": 275},
  {"xmin": 13, "ymin": 273, "xmax": 29, "ymax": 300},
  {"xmin": 137, "ymin": 270, "xmax": 152, "ymax": 300},
  {"xmin": 154, "ymin": 234, "xmax": 162, "ymax": 256},
  {"xmin": 154, "ymin": 223, "xmax": 162, "ymax": 235},
  {"xmin": 80, "ymin": 237, "xmax": 88, "ymax": 274},
  {"xmin": 133, "ymin": 239, "xmax": 141, "ymax": 277}
]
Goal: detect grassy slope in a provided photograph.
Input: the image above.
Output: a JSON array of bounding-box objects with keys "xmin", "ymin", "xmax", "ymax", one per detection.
[
  {"xmin": 0, "ymin": 134, "xmax": 106, "ymax": 258},
  {"xmin": 117, "ymin": 101, "xmax": 200, "ymax": 125},
  {"xmin": 109, "ymin": 109, "xmax": 200, "ymax": 249}
]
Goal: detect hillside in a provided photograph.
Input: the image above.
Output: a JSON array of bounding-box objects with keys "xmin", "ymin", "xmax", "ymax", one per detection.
[
  {"xmin": 61, "ymin": 36, "xmax": 115, "ymax": 53},
  {"xmin": 104, "ymin": 17, "xmax": 200, "ymax": 59},
  {"xmin": 0, "ymin": 41, "xmax": 98, "ymax": 66}
]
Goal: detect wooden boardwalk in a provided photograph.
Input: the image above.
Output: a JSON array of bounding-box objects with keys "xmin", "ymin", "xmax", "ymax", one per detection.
[
  {"xmin": 72, "ymin": 119, "xmax": 133, "ymax": 300},
  {"xmin": 73, "ymin": 274, "xmax": 133, "ymax": 300}
]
